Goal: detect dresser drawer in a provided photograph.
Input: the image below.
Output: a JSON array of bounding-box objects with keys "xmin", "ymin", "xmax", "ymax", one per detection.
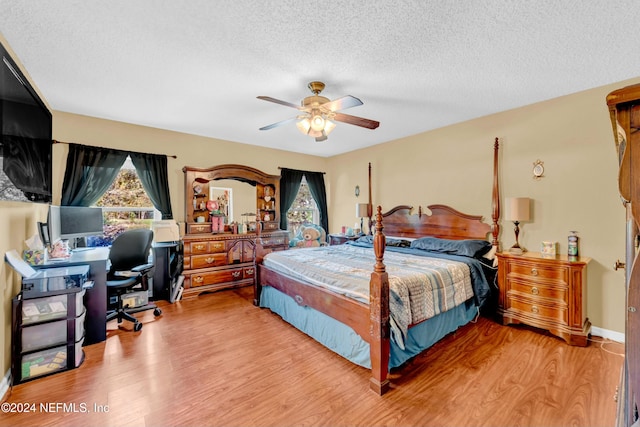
[
  {"xmin": 508, "ymin": 279, "xmax": 567, "ymax": 303},
  {"xmin": 508, "ymin": 295, "xmax": 568, "ymax": 325},
  {"xmin": 189, "ymin": 241, "xmax": 226, "ymax": 255},
  {"xmin": 189, "ymin": 266, "xmax": 251, "ymax": 287},
  {"xmin": 188, "ymin": 223, "xmax": 211, "ymax": 234},
  {"xmin": 189, "ymin": 242, "xmax": 209, "ymax": 254},
  {"xmin": 508, "ymin": 261, "xmax": 568, "ymax": 283},
  {"xmin": 208, "ymin": 241, "xmax": 226, "ymax": 253},
  {"xmin": 262, "ymin": 236, "xmax": 287, "ymax": 247},
  {"xmin": 244, "ymin": 266, "xmax": 255, "ymax": 279},
  {"xmin": 261, "ymin": 221, "xmax": 279, "ymax": 231},
  {"xmin": 191, "ymin": 253, "xmax": 227, "ymax": 269}
]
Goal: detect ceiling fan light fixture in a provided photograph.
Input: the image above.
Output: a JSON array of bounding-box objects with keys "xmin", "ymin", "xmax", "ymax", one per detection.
[
  {"xmin": 310, "ymin": 113, "xmax": 325, "ymax": 132},
  {"xmin": 324, "ymin": 119, "xmax": 336, "ymax": 135},
  {"xmin": 296, "ymin": 118, "xmax": 311, "ymax": 134},
  {"xmin": 259, "ymin": 81, "xmax": 379, "ymax": 141},
  {"xmin": 307, "ymin": 128, "xmax": 324, "ymax": 138}
]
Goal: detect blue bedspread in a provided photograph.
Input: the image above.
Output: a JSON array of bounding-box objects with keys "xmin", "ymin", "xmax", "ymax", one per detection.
[
  {"xmin": 348, "ymin": 240, "xmax": 493, "ymax": 310},
  {"xmin": 262, "ymin": 241, "xmax": 493, "ymax": 349}
]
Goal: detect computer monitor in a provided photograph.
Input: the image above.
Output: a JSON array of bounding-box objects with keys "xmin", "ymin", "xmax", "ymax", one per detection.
[{"xmin": 48, "ymin": 205, "xmax": 104, "ymax": 247}]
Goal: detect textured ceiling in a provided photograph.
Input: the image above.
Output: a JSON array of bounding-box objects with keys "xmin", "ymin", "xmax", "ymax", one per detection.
[{"xmin": 2, "ymin": 1, "xmax": 640, "ymax": 157}]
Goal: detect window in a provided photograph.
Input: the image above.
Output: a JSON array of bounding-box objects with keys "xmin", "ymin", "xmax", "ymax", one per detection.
[
  {"xmin": 90, "ymin": 156, "xmax": 158, "ymax": 246},
  {"xmin": 286, "ymin": 176, "xmax": 319, "ymax": 236}
]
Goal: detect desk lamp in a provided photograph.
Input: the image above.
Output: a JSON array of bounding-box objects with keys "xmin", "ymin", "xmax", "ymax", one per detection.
[
  {"xmin": 505, "ymin": 197, "xmax": 531, "ymax": 254},
  {"xmin": 356, "ymin": 203, "xmax": 369, "ymax": 235}
]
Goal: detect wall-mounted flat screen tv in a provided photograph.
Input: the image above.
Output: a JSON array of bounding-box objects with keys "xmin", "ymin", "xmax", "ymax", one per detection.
[{"xmin": 0, "ymin": 41, "xmax": 52, "ymax": 203}]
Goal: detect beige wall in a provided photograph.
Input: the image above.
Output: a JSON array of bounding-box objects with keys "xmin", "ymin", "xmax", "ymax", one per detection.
[
  {"xmin": 327, "ymin": 77, "xmax": 640, "ymax": 338},
  {"xmin": 1, "ymin": 31, "xmax": 636, "ymax": 380}
]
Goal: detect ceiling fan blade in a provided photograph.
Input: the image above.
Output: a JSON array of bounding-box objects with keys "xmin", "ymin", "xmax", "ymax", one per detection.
[
  {"xmin": 333, "ymin": 112, "xmax": 380, "ymax": 129},
  {"xmin": 257, "ymin": 96, "xmax": 301, "ymax": 109},
  {"xmin": 321, "ymin": 95, "xmax": 363, "ymax": 112},
  {"xmin": 259, "ymin": 116, "xmax": 299, "ymax": 131}
]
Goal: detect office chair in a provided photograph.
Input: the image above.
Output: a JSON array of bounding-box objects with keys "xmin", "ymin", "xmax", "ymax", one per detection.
[{"xmin": 106, "ymin": 229, "xmax": 162, "ymax": 331}]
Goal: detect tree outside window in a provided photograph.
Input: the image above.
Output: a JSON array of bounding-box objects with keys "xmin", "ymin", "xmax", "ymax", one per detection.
[
  {"xmin": 90, "ymin": 156, "xmax": 158, "ymax": 245},
  {"xmin": 286, "ymin": 177, "xmax": 319, "ymax": 236}
]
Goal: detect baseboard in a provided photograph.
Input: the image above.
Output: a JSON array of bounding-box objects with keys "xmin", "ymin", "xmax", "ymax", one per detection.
[
  {"xmin": 1, "ymin": 369, "xmax": 10, "ymax": 402},
  {"xmin": 592, "ymin": 326, "xmax": 625, "ymax": 343}
]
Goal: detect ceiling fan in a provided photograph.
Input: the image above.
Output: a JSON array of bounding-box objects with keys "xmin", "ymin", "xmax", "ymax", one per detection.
[{"xmin": 257, "ymin": 81, "xmax": 380, "ymax": 142}]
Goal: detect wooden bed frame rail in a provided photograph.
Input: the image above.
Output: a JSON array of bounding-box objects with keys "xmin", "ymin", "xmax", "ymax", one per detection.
[{"xmin": 255, "ymin": 138, "xmax": 501, "ymax": 395}]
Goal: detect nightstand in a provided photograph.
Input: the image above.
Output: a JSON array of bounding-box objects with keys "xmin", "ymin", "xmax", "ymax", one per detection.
[
  {"xmin": 328, "ymin": 233, "xmax": 360, "ymax": 245},
  {"xmin": 496, "ymin": 251, "xmax": 591, "ymax": 346}
]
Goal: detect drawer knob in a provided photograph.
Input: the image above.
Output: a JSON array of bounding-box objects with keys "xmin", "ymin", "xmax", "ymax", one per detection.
[
  {"xmin": 205, "ymin": 257, "xmax": 214, "ymax": 264},
  {"xmin": 194, "ymin": 276, "xmax": 203, "ymax": 284},
  {"xmin": 195, "ymin": 244, "xmax": 205, "ymax": 250},
  {"xmin": 232, "ymin": 271, "xmax": 241, "ymax": 278},
  {"xmin": 531, "ymin": 306, "xmax": 539, "ymax": 314},
  {"xmin": 531, "ymin": 287, "xmax": 539, "ymax": 295},
  {"xmin": 531, "ymin": 268, "xmax": 538, "ymax": 276}
]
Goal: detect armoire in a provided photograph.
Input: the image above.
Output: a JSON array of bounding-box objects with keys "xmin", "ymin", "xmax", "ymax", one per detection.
[{"xmin": 607, "ymin": 83, "xmax": 640, "ymax": 427}]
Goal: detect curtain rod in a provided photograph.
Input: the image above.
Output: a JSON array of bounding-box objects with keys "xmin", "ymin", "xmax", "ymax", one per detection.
[
  {"xmin": 278, "ymin": 166, "xmax": 326, "ymax": 174},
  {"xmin": 52, "ymin": 139, "xmax": 177, "ymax": 159}
]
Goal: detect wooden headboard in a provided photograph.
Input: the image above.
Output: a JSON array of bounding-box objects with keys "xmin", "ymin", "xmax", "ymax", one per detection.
[
  {"xmin": 381, "ymin": 204, "xmax": 492, "ymax": 240},
  {"xmin": 366, "ymin": 137, "xmax": 501, "ymax": 247}
]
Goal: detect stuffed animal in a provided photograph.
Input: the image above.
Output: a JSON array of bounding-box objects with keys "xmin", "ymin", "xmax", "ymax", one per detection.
[{"xmin": 296, "ymin": 226, "xmax": 321, "ymax": 248}]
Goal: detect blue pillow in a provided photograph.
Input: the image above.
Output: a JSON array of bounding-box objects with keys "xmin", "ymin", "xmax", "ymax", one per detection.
[
  {"xmin": 410, "ymin": 237, "xmax": 492, "ymax": 258},
  {"xmin": 353, "ymin": 235, "xmax": 411, "ymax": 247}
]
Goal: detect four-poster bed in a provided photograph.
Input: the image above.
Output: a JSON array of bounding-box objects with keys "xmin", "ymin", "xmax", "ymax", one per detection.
[{"xmin": 255, "ymin": 138, "xmax": 501, "ymax": 395}]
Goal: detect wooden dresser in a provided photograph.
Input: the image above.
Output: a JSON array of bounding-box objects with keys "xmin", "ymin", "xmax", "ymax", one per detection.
[
  {"xmin": 497, "ymin": 251, "xmax": 591, "ymax": 346},
  {"xmin": 182, "ymin": 231, "xmax": 288, "ymax": 297},
  {"xmin": 182, "ymin": 164, "xmax": 289, "ymax": 298}
]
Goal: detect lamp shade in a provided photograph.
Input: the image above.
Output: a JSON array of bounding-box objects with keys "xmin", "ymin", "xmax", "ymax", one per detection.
[
  {"xmin": 356, "ymin": 203, "xmax": 369, "ymax": 218},
  {"xmin": 505, "ymin": 197, "xmax": 531, "ymax": 222}
]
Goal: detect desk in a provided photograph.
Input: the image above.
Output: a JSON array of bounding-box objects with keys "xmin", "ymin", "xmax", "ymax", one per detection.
[{"xmin": 39, "ymin": 247, "xmax": 109, "ymax": 345}]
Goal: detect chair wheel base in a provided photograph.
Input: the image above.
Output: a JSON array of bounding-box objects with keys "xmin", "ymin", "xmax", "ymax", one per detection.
[
  {"xmin": 133, "ymin": 322, "xmax": 143, "ymax": 332},
  {"xmin": 153, "ymin": 308, "xmax": 162, "ymax": 316}
]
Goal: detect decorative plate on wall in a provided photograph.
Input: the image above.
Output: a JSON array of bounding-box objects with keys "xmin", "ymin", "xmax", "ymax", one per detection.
[{"xmin": 533, "ymin": 160, "xmax": 544, "ymax": 179}]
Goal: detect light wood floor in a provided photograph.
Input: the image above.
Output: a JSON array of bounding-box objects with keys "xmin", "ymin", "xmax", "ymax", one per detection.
[{"xmin": 2, "ymin": 286, "xmax": 624, "ymax": 427}]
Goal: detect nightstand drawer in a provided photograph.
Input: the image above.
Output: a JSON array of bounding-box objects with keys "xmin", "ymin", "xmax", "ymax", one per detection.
[
  {"xmin": 508, "ymin": 279, "xmax": 567, "ymax": 302},
  {"xmin": 509, "ymin": 262, "xmax": 568, "ymax": 283},
  {"xmin": 509, "ymin": 296, "xmax": 568, "ymax": 325}
]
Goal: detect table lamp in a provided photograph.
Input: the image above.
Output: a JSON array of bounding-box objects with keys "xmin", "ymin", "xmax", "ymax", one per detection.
[
  {"xmin": 356, "ymin": 203, "xmax": 369, "ymax": 235},
  {"xmin": 505, "ymin": 197, "xmax": 531, "ymax": 254}
]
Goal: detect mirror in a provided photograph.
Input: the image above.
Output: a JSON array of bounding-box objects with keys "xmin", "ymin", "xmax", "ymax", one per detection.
[
  {"xmin": 210, "ymin": 179, "xmax": 255, "ymax": 223},
  {"xmin": 183, "ymin": 164, "xmax": 281, "ymax": 235}
]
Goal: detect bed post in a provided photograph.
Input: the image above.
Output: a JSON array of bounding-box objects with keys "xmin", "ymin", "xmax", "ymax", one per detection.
[
  {"xmin": 369, "ymin": 206, "xmax": 390, "ymax": 395},
  {"xmin": 254, "ymin": 216, "xmax": 265, "ymax": 306},
  {"xmin": 367, "ymin": 162, "xmax": 373, "ymax": 235},
  {"xmin": 491, "ymin": 137, "xmax": 501, "ymax": 250}
]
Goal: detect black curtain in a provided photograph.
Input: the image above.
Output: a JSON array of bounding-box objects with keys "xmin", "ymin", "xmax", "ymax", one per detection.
[
  {"xmin": 279, "ymin": 168, "xmax": 305, "ymax": 230},
  {"xmin": 304, "ymin": 171, "xmax": 328, "ymax": 235},
  {"xmin": 130, "ymin": 152, "xmax": 173, "ymax": 219},
  {"xmin": 61, "ymin": 144, "xmax": 127, "ymax": 206}
]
